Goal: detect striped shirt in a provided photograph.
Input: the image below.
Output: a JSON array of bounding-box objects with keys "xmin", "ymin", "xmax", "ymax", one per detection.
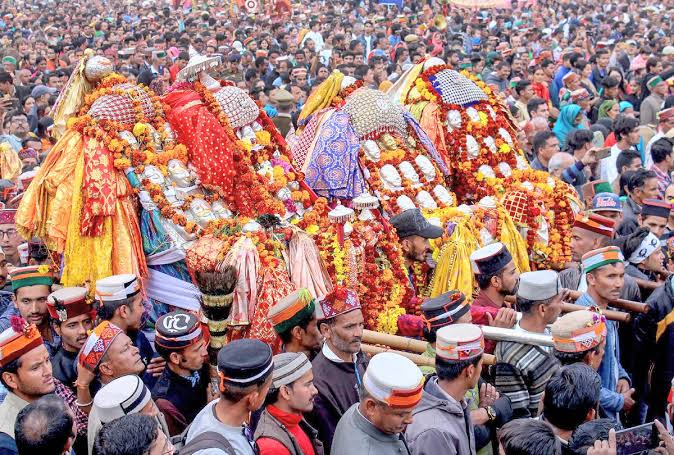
[{"xmin": 494, "ymin": 339, "xmax": 560, "ymax": 417}]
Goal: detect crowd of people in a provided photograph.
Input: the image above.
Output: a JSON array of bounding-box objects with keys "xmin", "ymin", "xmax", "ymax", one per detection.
[{"xmin": 0, "ymin": 0, "xmax": 674, "ymax": 454}]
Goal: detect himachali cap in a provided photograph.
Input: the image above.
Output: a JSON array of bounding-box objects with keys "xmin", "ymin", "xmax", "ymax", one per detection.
[
  {"xmin": 436, "ymin": 323, "xmax": 484, "ymax": 362},
  {"xmin": 470, "ymin": 242, "xmax": 513, "ymax": 276},
  {"xmin": 390, "ymin": 208, "xmax": 443, "ymax": 240},
  {"xmin": 315, "ymin": 286, "xmax": 361, "ymax": 320},
  {"xmin": 581, "ymin": 246, "xmax": 624, "ymax": 274},
  {"xmin": 217, "ymin": 339, "xmax": 273, "ymax": 388},
  {"xmin": 10, "ymin": 265, "xmax": 54, "ymax": 292},
  {"xmin": 551, "ymin": 309, "xmax": 606, "ymax": 353},
  {"xmin": 79, "ymin": 321, "xmax": 124, "ymax": 372},
  {"xmin": 155, "ymin": 311, "xmax": 203, "ymax": 351},
  {"xmin": 272, "ymin": 352, "xmax": 312, "ymax": 389},
  {"xmin": 47, "ymin": 287, "xmax": 94, "ymax": 323},
  {"xmin": 641, "ymin": 199, "xmax": 671, "ymax": 219},
  {"xmin": 268, "ymin": 288, "xmax": 316, "ymax": 335},
  {"xmin": 571, "ymin": 88, "xmax": 590, "ymax": 101},
  {"xmin": 591, "ymin": 181, "xmax": 613, "ymax": 195},
  {"xmin": 421, "ymin": 291, "xmax": 469, "ymax": 330},
  {"xmin": 591, "ymin": 193, "xmax": 622, "ymax": 213},
  {"xmin": 648, "ymin": 75, "xmax": 665, "ymax": 90},
  {"xmin": 562, "ymin": 71, "xmax": 580, "ymax": 85},
  {"xmin": 94, "ymin": 375, "xmax": 152, "ymax": 424},
  {"xmin": 658, "ymin": 107, "xmax": 674, "ymax": 122},
  {"xmin": 0, "ymin": 317, "xmax": 43, "ymax": 368},
  {"xmin": 363, "ymin": 352, "xmax": 424, "ymax": 408},
  {"xmin": 95, "ymin": 274, "xmax": 141, "ymax": 303},
  {"xmin": 0, "ymin": 209, "xmax": 15, "ymax": 224},
  {"xmin": 573, "ymin": 212, "xmax": 615, "ymax": 237},
  {"xmin": 517, "ymin": 270, "xmax": 560, "ymax": 301}
]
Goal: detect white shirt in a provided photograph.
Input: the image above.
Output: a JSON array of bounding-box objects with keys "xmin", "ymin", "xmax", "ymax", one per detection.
[{"xmin": 600, "ymin": 144, "xmax": 624, "ymax": 184}]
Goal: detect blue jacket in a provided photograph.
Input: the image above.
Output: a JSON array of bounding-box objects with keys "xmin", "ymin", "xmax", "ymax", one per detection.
[{"xmin": 576, "ymin": 293, "xmax": 630, "ymax": 420}]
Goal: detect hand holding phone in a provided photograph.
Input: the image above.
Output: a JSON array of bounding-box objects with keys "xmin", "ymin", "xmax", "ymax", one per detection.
[
  {"xmin": 615, "ymin": 422, "xmax": 659, "ymax": 455},
  {"xmin": 594, "ymin": 147, "xmax": 612, "ymax": 161}
]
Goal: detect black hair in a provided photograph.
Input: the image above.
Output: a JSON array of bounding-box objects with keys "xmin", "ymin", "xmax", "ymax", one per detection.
[
  {"xmin": 354, "ymin": 64, "xmax": 370, "ymax": 80},
  {"xmin": 516, "ymin": 295, "xmax": 554, "ymax": 314},
  {"xmin": 532, "ymin": 130, "xmax": 556, "ymax": 155},
  {"xmin": 0, "ymin": 357, "xmax": 22, "ymax": 389},
  {"xmin": 601, "ymin": 75, "xmax": 619, "ymax": 89},
  {"xmin": 569, "ymin": 418, "xmax": 620, "ymax": 455},
  {"xmin": 515, "ymin": 79, "xmax": 532, "ymax": 97},
  {"xmin": 15, "ymin": 395, "xmax": 74, "ymax": 455},
  {"xmin": 498, "ymin": 418, "xmax": 562, "ymax": 455},
  {"xmin": 627, "ymin": 169, "xmax": 657, "ymax": 193},
  {"xmin": 613, "ymin": 115, "xmax": 639, "ymax": 141},
  {"xmin": 221, "ymin": 368, "xmax": 272, "ymax": 403},
  {"xmin": 566, "ymin": 129, "xmax": 593, "ymax": 152},
  {"xmin": 615, "ymin": 149, "xmax": 641, "ymax": 173},
  {"xmin": 651, "ymin": 138, "xmax": 674, "ymax": 165},
  {"xmin": 436, "ymin": 354, "xmax": 482, "ymax": 381},
  {"xmin": 93, "ymin": 414, "xmax": 158, "ymax": 455},
  {"xmin": 610, "ymin": 227, "xmax": 650, "ymax": 261},
  {"xmin": 526, "ymin": 98, "xmax": 547, "ymax": 117},
  {"xmin": 96, "ymin": 296, "xmax": 136, "ymax": 321},
  {"xmin": 542, "ymin": 364, "xmax": 601, "ymax": 432},
  {"xmin": 553, "ymin": 342, "xmax": 602, "ymax": 365},
  {"xmin": 278, "ymin": 313, "xmax": 315, "ymax": 344}
]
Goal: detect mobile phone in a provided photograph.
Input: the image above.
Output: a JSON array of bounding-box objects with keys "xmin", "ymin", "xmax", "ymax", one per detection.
[
  {"xmin": 595, "ymin": 147, "xmax": 612, "ymax": 161},
  {"xmin": 615, "ymin": 422, "xmax": 659, "ymax": 455}
]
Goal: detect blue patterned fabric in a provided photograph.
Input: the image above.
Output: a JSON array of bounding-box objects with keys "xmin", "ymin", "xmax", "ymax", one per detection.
[
  {"xmin": 305, "ymin": 111, "xmax": 366, "ymax": 199},
  {"xmin": 404, "ymin": 112, "xmax": 450, "ymax": 177}
]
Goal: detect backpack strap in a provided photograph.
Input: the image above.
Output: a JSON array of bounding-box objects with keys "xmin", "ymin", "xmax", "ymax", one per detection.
[{"xmin": 178, "ymin": 431, "xmax": 236, "ymax": 455}]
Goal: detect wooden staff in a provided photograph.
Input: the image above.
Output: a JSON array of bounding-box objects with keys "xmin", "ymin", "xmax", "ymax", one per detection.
[
  {"xmin": 505, "ymin": 296, "xmax": 637, "ymax": 322},
  {"xmin": 362, "ymin": 343, "xmax": 496, "ymax": 366},
  {"xmin": 564, "ymin": 290, "xmax": 647, "ymax": 314},
  {"xmin": 562, "ymin": 303, "xmax": 631, "ymax": 323},
  {"xmin": 363, "ymin": 329, "xmax": 427, "ymax": 354}
]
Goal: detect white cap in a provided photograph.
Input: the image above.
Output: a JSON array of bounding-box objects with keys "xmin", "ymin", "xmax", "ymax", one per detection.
[
  {"xmin": 436, "ymin": 323, "xmax": 484, "ymax": 361},
  {"xmin": 363, "ymin": 352, "xmax": 424, "ymax": 408},
  {"xmin": 95, "ymin": 274, "xmax": 140, "ymax": 302},
  {"xmin": 93, "ymin": 375, "xmax": 152, "ymax": 423},
  {"xmin": 517, "ymin": 270, "xmax": 560, "ymax": 301}
]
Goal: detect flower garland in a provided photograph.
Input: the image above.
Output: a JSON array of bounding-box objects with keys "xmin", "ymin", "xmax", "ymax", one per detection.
[{"xmin": 330, "ymin": 80, "xmax": 364, "ymax": 108}]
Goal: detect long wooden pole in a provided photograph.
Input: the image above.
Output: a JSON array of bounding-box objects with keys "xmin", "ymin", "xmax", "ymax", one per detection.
[
  {"xmin": 362, "ymin": 343, "xmax": 496, "ymax": 366},
  {"xmin": 505, "ymin": 296, "xmax": 636, "ymax": 322}
]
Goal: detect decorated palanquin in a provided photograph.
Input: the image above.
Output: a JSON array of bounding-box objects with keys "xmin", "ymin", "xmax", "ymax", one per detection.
[
  {"xmin": 289, "ymin": 71, "xmax": 530, "ymax": 305},
  {"xmin": 389, "ymin": 58, "xmax": 579, "ymax": 270},
  {"xmin": 15, "ymin": 52, "xmax": 334, "ymax": 356}
]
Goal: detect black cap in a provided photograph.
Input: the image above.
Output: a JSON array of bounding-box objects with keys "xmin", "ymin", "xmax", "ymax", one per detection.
[
  {"xmin": 217, "ymin": 339, "xmax": 273, "ymax": 387},
  {"xmin": 155, "ymin": 311, "xmax": 202, "ymax": 351},
  {"xmin": 421, "ymin": 291, "xmax": 469, "ymax": 329},
  {"xmin": 390, "ymin": 208, "xmax": 443, "ymax": 239},
  {"xmin": 641, "ymin": 199, "xmax": 671, "ymax": 220}
]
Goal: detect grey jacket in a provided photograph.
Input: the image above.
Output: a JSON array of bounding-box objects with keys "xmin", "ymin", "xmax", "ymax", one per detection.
[
  {"xmin": 331, "ymin": 404, "xmax": 410, "ymax": 455},
  {"xmin": 405, "ymin": 376, "xmax": 475, "ymax": 455}
]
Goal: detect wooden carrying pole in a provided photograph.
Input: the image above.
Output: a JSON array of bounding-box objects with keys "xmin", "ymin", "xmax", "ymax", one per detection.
[
  {"xmin": 362, "ymin": 343, "xmax": 496, "ymax": 367},
  {"xmin": 505, "ymin": 296, "xmax": 637, "ymax": 322}
]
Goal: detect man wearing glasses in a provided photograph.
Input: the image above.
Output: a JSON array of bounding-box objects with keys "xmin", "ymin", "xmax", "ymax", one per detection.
[{"xmin": 0, "ymin": 209, "xmax": 23, "ymax": 267}]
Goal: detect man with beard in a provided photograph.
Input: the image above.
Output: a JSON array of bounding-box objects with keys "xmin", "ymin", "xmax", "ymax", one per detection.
[
  {"xmin": 47, "ymin": 287, "xmax": 95, "ymax": 393},
  {"xmin": 309, "ymin": 286, "xmax": 367, "ymax": 454},
  {"xmin": 494, "ymin": 271, "xmax": 563, "ymax": 418},
  {"xmin": 93, "ymin": 274, "xmax": 164, "ymax": 387},
  {"xmin": 469, "ymin": 243, "xmax": 519, "ymax": 353},
  {"xmin": 332, "ymin": 352, "xmax": 423, "ymax": 455},
  {"xmin": 255, "ymin": 352, "xmax": 322, "ymax": 455},
  {"xmin": 575, "ymin": 247, "xmax": 634, "ymax": 422},
  {"xmin": 390, "ymin": 208, "xmax": 443, "ymax": 295},
  {"xmin": 151, "ymin": 311, "xmax": 210, "ymax": 436},
  {"xmin": 559, "ymin": 212, "xmax": 640, "ymax": 302},
  {"xmin": 0, "ymin": 317, "xmax": 55, "ymax": 441},
  {"xmin": 0, "ymin": 266, "xmax": 58, "ymax": 354},
  {"xmin": 268, "ymin": 289, "xmax": 322, "ymax": 359}
]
